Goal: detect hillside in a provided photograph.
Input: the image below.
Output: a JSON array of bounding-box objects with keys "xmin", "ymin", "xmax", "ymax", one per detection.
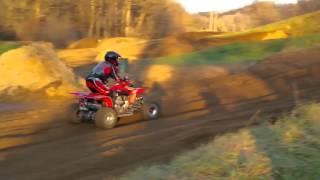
[
  {"xmin": 197, "ymin": 0, "xmax": 320, "ymax": 32},
  {"xmin": 249, "ymin": 10, "xmax": 320, "ymax": 36},
  {"xmin": 153, "ymin": 33, "xmax": 320, "ymax": 65},
  {"xmin": 149, "ymin": 11, "xmax": 320, "ymax": 60},
  {"xmin": 149, "ymin": 11, "xmax": 320, "ymax": 65},
  {"xmin": 200, "ymin": 10, "xmax": 320, "ymax": 46}
]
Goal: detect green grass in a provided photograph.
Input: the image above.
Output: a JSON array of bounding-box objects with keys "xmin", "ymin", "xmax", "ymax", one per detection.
[
  {"xmin": 120, "ymin": 103, "xmax": 320, "ymax": 180},
  {"xmin": 0, "ymin": 42, "xmax": 21, "ymax": 55},
  {"xmin": 153, "ymin": 33, "xmax": 320, "ymax": 65}
]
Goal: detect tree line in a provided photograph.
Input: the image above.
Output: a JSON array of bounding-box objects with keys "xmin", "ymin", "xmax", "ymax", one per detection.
[{"xmin": 0, "ymin": 0, "xmax": 189, "ymax": 46}]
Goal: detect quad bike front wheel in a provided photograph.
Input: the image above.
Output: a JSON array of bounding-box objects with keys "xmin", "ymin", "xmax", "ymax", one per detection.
[
  {"xmin": 95, "ymin": 107, "xmax": 118, "ymax": 129},
  {"xmin": 142, "ymin": 102, "xmax": 160, "ymax": 120},
  {"xmin": 68, "ymin": 103, "xmax": 83, "ymax": 124}
]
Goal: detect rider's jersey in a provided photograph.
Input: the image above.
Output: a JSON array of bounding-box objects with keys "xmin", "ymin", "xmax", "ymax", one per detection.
[{"xmin": 86, "ymin": 61, "xmax": 120, "ymax": 83}]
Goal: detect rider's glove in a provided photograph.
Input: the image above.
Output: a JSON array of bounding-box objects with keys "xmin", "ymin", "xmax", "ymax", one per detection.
[{"xmin": 122, "ymin": 76, "xmax": 129, "ymax": 82}]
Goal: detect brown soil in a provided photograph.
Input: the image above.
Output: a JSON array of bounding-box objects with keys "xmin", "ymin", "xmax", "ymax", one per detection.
[{"xmin": 1, "ymin": 46, "xmax": 320, "ymax": 179}]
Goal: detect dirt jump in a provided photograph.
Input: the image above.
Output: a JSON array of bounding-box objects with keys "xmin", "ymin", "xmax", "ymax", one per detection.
[{"xmin": 1, "ymin": 46, "xmax": 320, "ymax": 179}]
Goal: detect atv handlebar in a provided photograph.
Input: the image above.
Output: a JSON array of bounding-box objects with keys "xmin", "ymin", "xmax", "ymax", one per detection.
[{"xmin": 116, "ymin": 78, "xmax": 135, "ymax": 87}]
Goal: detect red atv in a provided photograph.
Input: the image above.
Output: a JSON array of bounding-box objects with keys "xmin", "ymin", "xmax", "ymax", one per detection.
[{"xmin": 68, "ymin": 79, "xmax": 160, "ymax": 129}]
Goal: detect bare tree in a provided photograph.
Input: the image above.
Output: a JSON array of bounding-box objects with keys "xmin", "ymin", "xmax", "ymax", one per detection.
[{"xmin": 88, "ymin": 0, "xmax": 96, "ymax": 37}]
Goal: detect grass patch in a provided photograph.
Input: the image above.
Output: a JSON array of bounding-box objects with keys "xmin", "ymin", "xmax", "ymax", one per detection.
[
  {"xmin": 153, "ymin": 33, "xmax": 320, "ymax": 65},
  {"xmin": 0, "ymin": 42, "xmax": 21, "ymax": 55},
  {"xmin": 121, "ymin": 103, "xmax": 320, "ymax": 179}
]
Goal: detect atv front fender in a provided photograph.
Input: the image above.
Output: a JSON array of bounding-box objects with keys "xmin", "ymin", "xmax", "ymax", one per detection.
[{"xmin": 103, "ymin": 97, "xmax": 113, "ymax": 108}]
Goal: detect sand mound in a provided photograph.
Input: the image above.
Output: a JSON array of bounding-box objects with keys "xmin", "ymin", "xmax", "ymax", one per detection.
[
  {"xmin": 95, "ymin": 35, "xmax": 198, "ymax": 60},
  {"xmin": 96, "ymin": 37, "xmax": 150, "ymax": 61},
  {"xmin": 262, "ymin": 30, "xmax": 288, "ymax": 40},
  {"xmin": 0, "ymin": 43, "xmax": 80, "ymax": 96},
  {"xmin": 97, "ymin": 37, "xmax": 145, "ymax": 49},
  {"xmin": 67, "ymin": 37, "xmax": 99, "ymax": 49}
]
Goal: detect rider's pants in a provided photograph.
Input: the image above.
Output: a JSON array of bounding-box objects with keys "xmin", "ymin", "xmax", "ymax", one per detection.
[{"xmin": 86, "ymin": 78, "xmax": 109, "ymax": 95}]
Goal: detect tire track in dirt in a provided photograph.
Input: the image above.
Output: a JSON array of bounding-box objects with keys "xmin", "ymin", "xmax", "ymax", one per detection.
[{"xmin": 1, "ymin": 46, "xmax": 320, "ymax": 180}]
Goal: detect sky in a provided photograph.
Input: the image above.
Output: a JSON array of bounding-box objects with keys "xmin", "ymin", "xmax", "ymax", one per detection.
[{"xmin": 176, "ymin": 0, "xmax": 299, "ymax": 13}]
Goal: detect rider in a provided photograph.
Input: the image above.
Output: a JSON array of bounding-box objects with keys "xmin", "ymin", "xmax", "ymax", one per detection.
[{"xmin": 86, "ymin": 51, "xmax": 137, "ymax": 104}]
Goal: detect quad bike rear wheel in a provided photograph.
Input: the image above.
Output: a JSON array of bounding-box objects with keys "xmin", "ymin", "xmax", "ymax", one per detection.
[
  {"xmin": 142, "ymin": 102, "xmax": 160, "ymax": 120},
  {"xmin": 68, "ymin": 103, "xmax": 82, "ymax": 124},
  {"xmin": 95, "ymin": 107, "xmax": 118, "ymax": 129}
]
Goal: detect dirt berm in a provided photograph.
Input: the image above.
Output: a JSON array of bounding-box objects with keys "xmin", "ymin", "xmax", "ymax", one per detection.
[
  {"xmin": 1, "ymin": 46, "xmax": 320, "ymax": 179},
  {"xmin": 0, "ymin": 43, "xmax": 81, "ymax": 97}
]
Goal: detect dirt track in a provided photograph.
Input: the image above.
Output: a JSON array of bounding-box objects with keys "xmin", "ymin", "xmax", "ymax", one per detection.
[{"xmin": 1, "ymin": 46, "xmax": 320, "ymax": 180}]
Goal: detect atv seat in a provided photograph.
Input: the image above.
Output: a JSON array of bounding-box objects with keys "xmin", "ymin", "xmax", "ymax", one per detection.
[{"xmin": 70, "ymin": 92, "xmax": 110, "ymax": 100}]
